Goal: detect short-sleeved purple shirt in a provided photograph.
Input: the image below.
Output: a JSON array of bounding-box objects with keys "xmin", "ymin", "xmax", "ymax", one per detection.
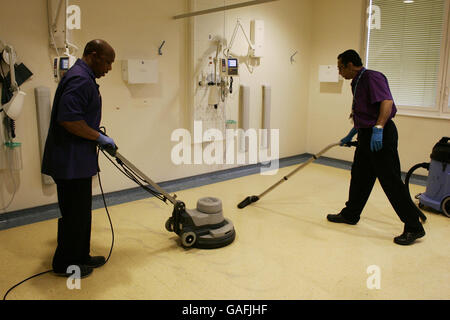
[
  {"xmin": 351, "ymin": 67, "xmax": 397, "ymax": 129},
  {"xmin": 42, "ymin": 59, "xmax": 102, "ymax": 179}
]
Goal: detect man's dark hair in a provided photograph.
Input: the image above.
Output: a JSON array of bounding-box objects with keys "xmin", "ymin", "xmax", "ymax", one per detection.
[
  {"xmin": 83, "ymin": 39, "xmax": 105, "ymax": 57},
  {"xmin": 338, "ymin": 49, "xmax": 363, "ymax": 67}
]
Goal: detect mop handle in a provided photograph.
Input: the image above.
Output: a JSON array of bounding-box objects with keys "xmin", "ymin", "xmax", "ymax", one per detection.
[
  {"xmin": 114, "ymin": 151, "xmax": 178, "ymax": 205},
  {"xmin": 258, "ymin": 142, "xmax": 342, "ymax": 199}
]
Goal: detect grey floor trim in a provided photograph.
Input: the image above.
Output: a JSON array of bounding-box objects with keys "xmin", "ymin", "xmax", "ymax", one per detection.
[{"xmin": 0, "ymin": 154, "xmax": 426, "ymax": 231}]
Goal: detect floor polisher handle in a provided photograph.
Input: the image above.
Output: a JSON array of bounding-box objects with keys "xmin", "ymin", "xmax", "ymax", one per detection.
[
  {"xmin": 99, "ymin": 143, "xmax": 178, "ymax": 205},
  {"xmin": 114, "ymin": 151, "xmax": 178, "ymax": 205},
  {"xmin": 101, "ymin": 143, "xmax": 118, "ymax": 157}
]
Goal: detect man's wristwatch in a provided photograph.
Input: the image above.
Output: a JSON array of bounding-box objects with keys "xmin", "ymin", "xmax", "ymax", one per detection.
[{"xmin": 374, "ymin": 125, "xmax": 383, "ymax": 129}]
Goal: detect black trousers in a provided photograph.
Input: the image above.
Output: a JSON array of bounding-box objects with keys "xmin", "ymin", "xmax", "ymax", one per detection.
[
  {"xmin": 340, "ymin": 120, "xmax": 423, "ymax": 232},
  {"xmin": 52, "ymin": 177, "xmax": 92, "ymax": 271}
]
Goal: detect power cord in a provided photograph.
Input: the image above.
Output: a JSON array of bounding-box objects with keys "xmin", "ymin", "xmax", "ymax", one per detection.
[
  {"xmin": 3, "ymin": 126, "xmax": 170, "ymax": 299},
  {"xmin": 95, "ymin": 145, "xmax": 115, "ymax": 266},
  {"xmin": 3, "ymin": 142, "xmax": 115, "ymax": 300},
  {"xmin": 2, "ymin": 269, "xmax": 53, "ymax": 300}
]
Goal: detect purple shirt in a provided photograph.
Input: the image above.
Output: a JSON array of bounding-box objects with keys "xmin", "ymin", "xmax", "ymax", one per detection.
[
  {"xmin": 351, "ymin": 68, "xmax": 397, "ymax": 129},
  {"xmin": 42, "ymin": 59, "xmax": 102, "ymax": 179}
]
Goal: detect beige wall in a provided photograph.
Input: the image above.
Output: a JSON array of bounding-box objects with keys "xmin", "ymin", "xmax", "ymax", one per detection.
[
  {"xmin": 0, "ymin": 0, "xmax": 191, "ymax": 212},
  {"xmin": 307, "ymin": 0, "xmax": 450, "ymax": 175},
  {"xmin": 1, "ymin": 0, "xmax": 63, "ymax": 212},
  {"xmin": 1, "ymin": 0, "xmax": 448, "ymax": 213},
  {"xmin": 0, "ymin": 0, "xmax": 313, "ymax": 212}
]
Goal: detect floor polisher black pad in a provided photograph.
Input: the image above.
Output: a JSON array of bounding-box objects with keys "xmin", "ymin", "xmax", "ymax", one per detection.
[{"xmin": 194, "ymin": 229, "xmax": 236, "ymax": 249}]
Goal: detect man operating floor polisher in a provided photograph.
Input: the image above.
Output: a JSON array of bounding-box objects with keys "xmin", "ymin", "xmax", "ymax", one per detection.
[{"xmin": 101, "ymin": 144, "xmax": 236, "ymax": 249}]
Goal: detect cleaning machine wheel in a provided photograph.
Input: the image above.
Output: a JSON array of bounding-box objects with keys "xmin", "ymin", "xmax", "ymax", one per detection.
[
  {"xmin": 442, "ymin": 197, "xmax": 450, "ymax": 218},
  {"xmin": 181, "ymin": 231, "xmax": 197, "ymax": 248},
  {"xmin": 165, "ymin": 217, "xmax": 174, "ymax": 232}
]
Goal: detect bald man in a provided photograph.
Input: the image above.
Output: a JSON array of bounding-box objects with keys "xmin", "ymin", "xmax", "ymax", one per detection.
[{"xmin": 42, "ymin": 39, "xmax": 116, "ymax": 278}]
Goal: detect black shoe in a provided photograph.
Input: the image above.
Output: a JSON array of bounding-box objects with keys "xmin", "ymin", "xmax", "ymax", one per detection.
[
  {"xmin": 53, "ymin": 265, "xmax": 93, "ymax": 278},
  {"xmin": 394, "ymin": 229, "xmax": 425, "ymax": 245},
  {"xmin": 327, "ymin": 213, "xmax": 358, "ymax": 225},
  {"xmin": 83, "ymin": 256, "xmax": 106, "ymax": 268}
]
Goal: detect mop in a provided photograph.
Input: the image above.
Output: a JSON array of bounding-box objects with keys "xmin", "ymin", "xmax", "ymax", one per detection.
[{"xmin": 237, "ymin": 141, "xmax": 358, "ymax": 208}]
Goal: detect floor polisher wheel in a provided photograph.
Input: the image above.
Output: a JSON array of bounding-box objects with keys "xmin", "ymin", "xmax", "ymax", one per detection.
[
  {"xmin": 181, "ymin": 232, "xmax": 197, "ymax": 247},
  {"xmin": 165, "ymin": 217, "xmax": 174, "ymax": 232}
]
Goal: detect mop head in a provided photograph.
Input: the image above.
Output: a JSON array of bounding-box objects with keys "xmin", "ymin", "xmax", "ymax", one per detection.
[{"xmin": 237, "ymin": 196, "xmax": 260, "ymax": 209}]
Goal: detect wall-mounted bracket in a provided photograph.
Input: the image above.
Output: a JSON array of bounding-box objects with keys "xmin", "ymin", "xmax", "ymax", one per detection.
[{"xmin": 158, "ymin": 41, "xmax": 166, "ymax": 56}]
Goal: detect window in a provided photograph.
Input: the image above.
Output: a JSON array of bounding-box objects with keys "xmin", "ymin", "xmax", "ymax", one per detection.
[{"xmin": 364, "ymin": 0, "xmax": 450, "ymax": 118}]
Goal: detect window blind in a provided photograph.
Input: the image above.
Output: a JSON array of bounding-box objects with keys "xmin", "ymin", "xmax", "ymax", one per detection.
[{"xmin": 367, "ymin": 0, "xmax": 446, "ymax": 108}]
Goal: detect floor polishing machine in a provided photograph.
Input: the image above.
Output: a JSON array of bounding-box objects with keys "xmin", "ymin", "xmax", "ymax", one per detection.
[{"xmin": 101, "ymin": 144, "xmax": 236, "ymax": 249}]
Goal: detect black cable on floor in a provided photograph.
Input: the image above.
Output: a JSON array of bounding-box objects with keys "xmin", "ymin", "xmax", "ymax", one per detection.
[
  {"xmin": 2, "ymin": 147, "xmax": 115, "ymax": 300},
  {"xmin": 2, "ymin": 269, "xmax": 53, "ymax": 300},
  {"xmin": 96, "ymin": 153, "xmax": 115, "ymax": 266}
]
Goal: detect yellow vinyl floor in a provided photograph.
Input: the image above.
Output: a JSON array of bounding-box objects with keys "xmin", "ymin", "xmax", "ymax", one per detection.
[{"xmin": 1, "ymin": 163, "xmax": 449, "ymax": 300}]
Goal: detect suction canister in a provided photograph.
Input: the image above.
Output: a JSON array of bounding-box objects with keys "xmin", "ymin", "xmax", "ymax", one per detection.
[{"xmin": 418, "ymin": 137, "xmax": 450, "ymax": 217}]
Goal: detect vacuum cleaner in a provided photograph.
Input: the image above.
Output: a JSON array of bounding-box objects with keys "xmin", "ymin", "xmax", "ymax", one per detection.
[
  {"xmin": 405, "ymin": 137, "xmax": 450, "ymax": 218},
  {"xmin": 238, "ymin": 141, "xmax": 358, "ymax": 209},
  {"xmin": 101, "ymin": 144, "xmax": 236, "ymax": 249}
]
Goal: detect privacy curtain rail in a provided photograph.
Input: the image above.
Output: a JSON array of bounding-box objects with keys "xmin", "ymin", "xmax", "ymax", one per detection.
[{"xmin": 173, "ymin": 0, "xmax": 279, "ymax": 20}]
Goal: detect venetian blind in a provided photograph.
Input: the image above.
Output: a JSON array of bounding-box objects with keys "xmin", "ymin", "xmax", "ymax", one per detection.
[{"xmin": 366, "ymin": 0, "xmax": 446, "ymax": 108}]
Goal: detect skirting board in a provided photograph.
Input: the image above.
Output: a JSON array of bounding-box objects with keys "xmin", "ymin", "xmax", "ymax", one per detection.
[{"xmin": 0, "ymin": 154, "xmax": 426, "ymax": 231}]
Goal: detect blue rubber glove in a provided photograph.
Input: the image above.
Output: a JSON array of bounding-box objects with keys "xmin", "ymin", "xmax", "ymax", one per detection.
[
  {"xmin": 370, "ymin": 127, "xmax": 383, "ymax": 152},
  {"xmin": 340, "ymin": 127, "xmax": 358, "ymax": 147},
  {"xmin": 96, "ymin": 133, "xmax": 116, "ymax": 148}
]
